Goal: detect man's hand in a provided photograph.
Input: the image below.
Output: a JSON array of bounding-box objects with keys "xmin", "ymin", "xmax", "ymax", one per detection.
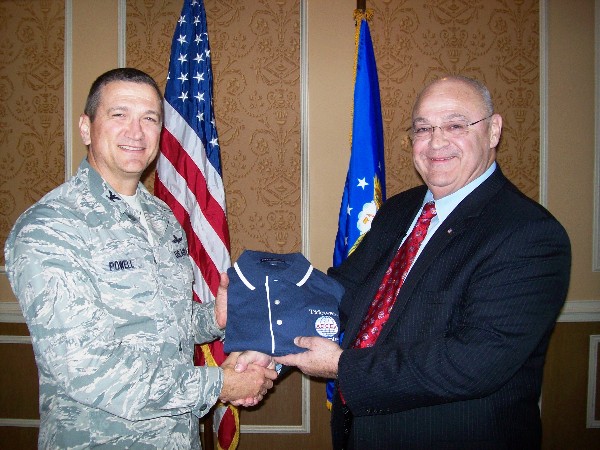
[
  {"xmin": 228, "ymin": 350, "xmax": 274, "ymax": 373},
  {"xmin": 274, "ymin": 336, "xmax": 342, "ymax": 379},
  {"xmin": 221, "ymin": 351, "xmax": 275, "ymax": 407},
  {"xmin": 219, "ymin": 356, "xmax": 277, "ymax": 406},
  {"xmin": 215, "ymin": 272, "xmax": 228, "ymax": 329}
]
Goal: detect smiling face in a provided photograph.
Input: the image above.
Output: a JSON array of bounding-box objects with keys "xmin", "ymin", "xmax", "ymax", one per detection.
[
  {"xmin": 411, "ymin": 78, "xmax": 502, "ymax": 199},
  {"xmin": 79, "ymin": 80, "xmax": 163, "ymax": 195}
]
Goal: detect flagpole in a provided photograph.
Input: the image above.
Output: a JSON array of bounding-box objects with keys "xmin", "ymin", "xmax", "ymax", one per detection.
[{"xmin": 357, "ymin": 0, "xmax": 366, "ymax": 11}]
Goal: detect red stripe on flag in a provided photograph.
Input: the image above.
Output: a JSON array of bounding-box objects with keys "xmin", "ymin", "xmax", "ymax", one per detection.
[
  {"xmin": 154, "ymin": 176, "xmax": 221, "ymax": 301},
  {"xmin": 158, "ymin": 1, "xmax": 238, "ymax": 447},
  {"xmin": 160, "ymin": 128, "xmax": 230, "ymax": 251},
  {"xmin": 217, "ymin": 407, "xmax": 238, "ymax": 449}
]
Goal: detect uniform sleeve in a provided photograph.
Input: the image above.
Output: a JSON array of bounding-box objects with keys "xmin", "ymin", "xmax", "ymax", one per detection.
[
  {"xmin": 5, "ymin": 213, "xmax": 223, "ymax": 421},
  {"xmin": 193, "ymin": 301, "xmax": 225, "ymax": 344}
]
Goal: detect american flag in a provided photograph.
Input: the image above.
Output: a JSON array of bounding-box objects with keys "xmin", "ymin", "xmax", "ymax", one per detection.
[{"xmin": 155, "ymin": 0, "xmax": 238, "ymax": 449}]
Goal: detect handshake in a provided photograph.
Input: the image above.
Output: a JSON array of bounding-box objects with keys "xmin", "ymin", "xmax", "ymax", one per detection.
[
  {"xmin": 218, "ymin": 350, "xmax": 278, "ymax": 407},
  {"xmin": 217, "ymin": 336, "xmax": 344, "ymax": 408}
]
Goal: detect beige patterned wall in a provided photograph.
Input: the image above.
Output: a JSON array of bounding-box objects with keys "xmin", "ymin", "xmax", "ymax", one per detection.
[
  {"xmin": 0, "ymin": 0, "xmax": 539, "ymax": 265},
  {"xmin": 127, "ymin": 0, "xmax": 539, "ymax": 264},
  {"xmin": 368, "ymin": 0, "xmax": 539, "ymax": 198},
  {"xmin": 127, "ymin": 0, "xmax": 301, "ymax": 261},
  {"xmin": 0, "ymin": 0, "xmax": 65, "ymax": 267},
  {"xmin": 126, "ymin": 0, "xmax": 305, "ymax": 433}
]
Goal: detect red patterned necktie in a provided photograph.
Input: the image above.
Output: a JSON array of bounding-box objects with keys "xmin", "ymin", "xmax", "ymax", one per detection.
[{"xmin": 353, "ymin": 201, "xmax": 437, "ymax": 348}]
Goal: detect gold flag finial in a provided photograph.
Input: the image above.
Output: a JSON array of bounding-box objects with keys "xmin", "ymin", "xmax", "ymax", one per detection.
[{"xmin": 354, "ymin": 8, "xmax": 374, "ymax": 24}]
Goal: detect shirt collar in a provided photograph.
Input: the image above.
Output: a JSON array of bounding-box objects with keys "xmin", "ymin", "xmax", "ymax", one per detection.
[
  {"xmin": 233, "ymin": 251, "xmax": 313, "ymax": 290},
  {"xmin": 424, "ymin": 162, "xmax": 496, "ymax": 223}
]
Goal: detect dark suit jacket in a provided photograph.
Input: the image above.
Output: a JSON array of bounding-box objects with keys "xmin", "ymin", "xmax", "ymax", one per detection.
[{"xmin": 328, "ymin": 167, "xmax": 571, "ymax": 450}]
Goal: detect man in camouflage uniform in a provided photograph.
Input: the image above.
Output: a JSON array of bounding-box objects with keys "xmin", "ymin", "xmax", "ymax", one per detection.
[{"xmin": 5, "ymin": 68, "xmax": 276, "ymax": 449}]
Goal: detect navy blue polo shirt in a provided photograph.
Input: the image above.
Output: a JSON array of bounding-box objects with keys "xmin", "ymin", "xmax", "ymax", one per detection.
[{"xmin": 224, "ymin": 250, "xmax": 344, "ymax": 356}]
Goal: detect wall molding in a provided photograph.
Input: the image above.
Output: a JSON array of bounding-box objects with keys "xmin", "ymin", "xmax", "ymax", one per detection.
[
  {"xmin": 1, "ymin": 298, "xmax": 597, "ymax": 434},
  {"xmin": 240, "ymin": 375, "xmax": 310, "ymax": 434},
  {"xmin": 0, "ymin": 302, "xmax": 25, "ymax": 323},
  {"xmin": 118, "ymin": 0, "xmax": 126, "ymax": 67},
  {"xmin": 3, "ymin": 300, "xmax": 600, "ymax": 325},
  {"xmin": 248, "ymin": 0, "xmax": 314, "ymax": 435},
  {"xmin": 301, "ymin": 0, "xmax": 309, "ymax": 265},
  {"xmin": 593, "ymin": 0, "xmax": 600, "ymax": 272},
  {"xmin": 64, "ymin": 0, "xmax": 73, "ymax": 180},
  {"xmin": 0, "ymin": 335, "xmax": 31, "ymax": 344},
  {"xmin": 0, "ymin": 419, "xmax": 39, "ymax": 428},
  {"xmin": 539, "ymin": 0, "xmax": 548, "ymax": 208},
  {"xmin": 588, "ymin": 335, "xmax": 600, "ymax": 428},
  {"xmin": 557, "ymin": 301, "xmax": 600, "ymax": 323}
]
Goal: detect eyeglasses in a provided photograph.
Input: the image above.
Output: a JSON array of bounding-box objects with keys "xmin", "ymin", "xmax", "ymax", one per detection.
[{"xmin": 409, "ymin": 114, "xmax": 493, "ymax": 141}]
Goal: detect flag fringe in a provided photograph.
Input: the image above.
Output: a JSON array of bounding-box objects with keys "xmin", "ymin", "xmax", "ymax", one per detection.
[
  {"xmin": 349, "ymin": 9, "xmax": 375, "ymax": 148},
  {"xmin": 217, "ymin": 406, "xmax": 240, "ymax": 450},
  {"xmin": 201, "ymin": 343, "xmax": 240, "ymax": 449}
]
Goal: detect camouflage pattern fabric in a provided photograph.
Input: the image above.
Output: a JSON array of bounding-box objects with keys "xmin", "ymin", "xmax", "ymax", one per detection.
[{"xmin": 5, "ymin": 159, "xmax": 225, "ymax": 449}]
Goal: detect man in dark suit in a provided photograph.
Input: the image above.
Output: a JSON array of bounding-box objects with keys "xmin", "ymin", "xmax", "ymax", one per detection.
[{"xmin": 275, "ymin": 75, "xmax": 571, "ymax": 449}]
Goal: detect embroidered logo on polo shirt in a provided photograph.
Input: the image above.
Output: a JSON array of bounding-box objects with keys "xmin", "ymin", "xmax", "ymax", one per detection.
[{"xmin": 315, "ymin": 316, "xmax": 339, "ymax": 339}]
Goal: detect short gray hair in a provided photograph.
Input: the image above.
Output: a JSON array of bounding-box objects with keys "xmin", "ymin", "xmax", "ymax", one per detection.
[{"xmin": 414, "ymin": 75, "xmax": 494, "ymax": 117}]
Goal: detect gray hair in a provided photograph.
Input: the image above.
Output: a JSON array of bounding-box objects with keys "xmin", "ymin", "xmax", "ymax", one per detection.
[{"xmin": 414, "ymin": 75, "xmax": 494, "ymax": 116}]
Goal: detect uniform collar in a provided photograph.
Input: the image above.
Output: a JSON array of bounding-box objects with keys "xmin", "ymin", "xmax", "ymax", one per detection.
[
  {"xmin": 77, "ymin": 158, "xmax": 127, "ymax": 209},
  {"xmin": 233, "ymin": 250, "xmax": 314, "ymax": 290},
  {"xmin": 76, "ymin": 158, "xmax": 156, "ymax": 219}
]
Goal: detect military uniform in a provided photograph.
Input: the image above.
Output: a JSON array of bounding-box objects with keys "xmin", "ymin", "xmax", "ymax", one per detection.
[{"xmin": 5, "ymin": 159, "xmax": 224, "ymax": 449}]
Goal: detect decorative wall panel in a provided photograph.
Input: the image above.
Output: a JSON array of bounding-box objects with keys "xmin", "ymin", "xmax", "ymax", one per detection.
[
  {"xmin": 126, "ymin": 0, "xmax": 304, "ymax": 435},
  {"xmin": 0, "ymin": 0, "xmax": 65, "ymax": 266},
  {"xmin": 127, "ymin": 0, "xmax": 301, "ymax": 260},
  {"xmin": 368, "ymin": 0, "xmax": 539, "ymax": 199}
]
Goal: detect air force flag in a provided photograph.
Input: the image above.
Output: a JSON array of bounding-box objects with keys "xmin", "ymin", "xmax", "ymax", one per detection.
[{"xmin": 333, "ymin": 15, "xmax": 386, "ymax": 267}]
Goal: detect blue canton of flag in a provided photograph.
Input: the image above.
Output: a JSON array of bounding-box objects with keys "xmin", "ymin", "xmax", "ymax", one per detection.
[
  {"xmin": 164, "ymin": 0, "xmax": 221, "ymax": 173},
  {"xmin": 327, "ymin": 12, "xmax": 386, "ymax": 411},
  {"xmin": 333, "ymin": 17, "xmax": 386, "ymax": 267}
]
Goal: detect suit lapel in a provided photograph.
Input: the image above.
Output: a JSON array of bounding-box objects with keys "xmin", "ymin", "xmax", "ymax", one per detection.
[
  {"xmin": 374, "ymin": 168, "xmax": 509, "ymax": 344},
  {"xmin": 339, "ymin": 192, "xmax": 423, "ymax": 348}
]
